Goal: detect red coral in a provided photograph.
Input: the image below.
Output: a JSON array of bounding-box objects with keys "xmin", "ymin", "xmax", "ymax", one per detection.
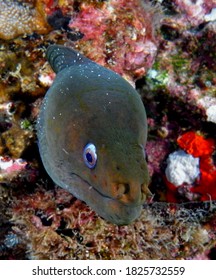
[
  {"xmin": 164, "ymin": 176, "xmax": 178, "ymax": 203},
  {"xmin": 165, "ymin": 131, "xmax": 216, "ymax": 202},
  {"xmin": 41, "ymin": 0, "xmax": 59, "ymax": 15},
  {"xmin": 71, "ymin": 6, "xmax": 108, "ymax": 40},
  {"xmin": 177, "ymin": 131, "xmax": 214, "ymax": 157},
  {"xmin": 192, "ymin": 156, "xmax": 216, "ymax": 201}
]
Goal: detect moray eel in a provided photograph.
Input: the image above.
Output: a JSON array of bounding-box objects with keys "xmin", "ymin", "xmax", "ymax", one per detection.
[{"xmin": 37, "ymin": 45, "xmax": 150, "ymax": 225}]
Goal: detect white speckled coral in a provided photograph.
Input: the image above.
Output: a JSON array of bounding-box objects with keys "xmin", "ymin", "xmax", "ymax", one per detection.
[{"xmin": 165, "ymin": 150, "xmax": 200, "ymax": 186}]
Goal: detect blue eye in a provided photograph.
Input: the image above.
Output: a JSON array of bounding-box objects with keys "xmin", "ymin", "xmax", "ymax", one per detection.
[{"xmin": 83, "ymin": 143, "xmax": 97, "ymax": 169}]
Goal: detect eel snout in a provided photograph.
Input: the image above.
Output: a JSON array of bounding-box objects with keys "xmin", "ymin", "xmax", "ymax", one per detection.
[{"xmin": 111, "ymin": 181, "xmax": 151, "ymax": 206}]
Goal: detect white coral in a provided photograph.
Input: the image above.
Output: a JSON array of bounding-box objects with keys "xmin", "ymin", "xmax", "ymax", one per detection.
[
  {"xmin": 206, "ymin": 105, "xmax": 216, "ymax": 124},
  {"xmin": 204, "ymin": 8, "xmax": 216, "ymax": 22},
  {"xmin": 198, "ymin": 96, "xmax": 216, "ymax": 124},
  {"xmin": 0, "ymin": 156, "xmax": 13, "ymax": 170},
  {"xmin": 165, "ymin": 150, "xmax": 200, "ymax": 186}
]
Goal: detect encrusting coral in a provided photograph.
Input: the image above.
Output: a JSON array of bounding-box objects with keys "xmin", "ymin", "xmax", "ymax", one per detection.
[{"xmin": 0, "ymin": 0, "xmax": 50, "ymax": 40}]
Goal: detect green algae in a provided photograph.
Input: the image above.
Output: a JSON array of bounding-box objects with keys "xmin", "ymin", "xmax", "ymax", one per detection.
[
  {"xmin": 20, "ymin": 119, "xmax": 33, "ymax": 130},
  {"xmin": 146, "ymin": 68, "xmax": 169, "ymax": 90}
]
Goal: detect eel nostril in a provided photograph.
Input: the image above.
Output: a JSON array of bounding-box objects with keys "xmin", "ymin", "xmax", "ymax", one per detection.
[
  {"xmin": 116, "ymin": 183, "xmax": 130, "ymax": 198},
  {"xmin": 123, "ymin": 183, "xmax": 130, "ymax": 194},
  {"xmin": 114, "ymin": 182, "xmax": 151, "ymax": 204}
]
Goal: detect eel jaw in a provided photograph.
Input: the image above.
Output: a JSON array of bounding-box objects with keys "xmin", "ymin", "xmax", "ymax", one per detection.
[{"xmin": 61, "ymin": 173, "xmax": 143, "ymax": 225}]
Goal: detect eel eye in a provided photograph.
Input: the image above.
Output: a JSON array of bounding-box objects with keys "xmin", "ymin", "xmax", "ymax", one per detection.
[{"xmin": 83, "ymin": 143, "xmax": 97, "ymax": 169}]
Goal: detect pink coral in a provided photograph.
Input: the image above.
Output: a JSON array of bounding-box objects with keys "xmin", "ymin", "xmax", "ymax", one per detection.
[
  {"xmin": 0, "ymin": 156, "xmax": 27, "ymax": 180},
  {"xmin": 69, "ymin": 0, "xmax": 158, "ymax": 80},
  {"xmin": 174, "ymin": 0, "xmax": 216, "ymax": 25},
  {"xmin": 146, "ymin": 140, "xmax": 170, "ymax": 177}
]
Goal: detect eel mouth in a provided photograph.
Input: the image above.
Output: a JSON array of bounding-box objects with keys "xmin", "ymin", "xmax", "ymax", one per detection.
[
  {"xmin": 73, "ymin": 172, "xmax": 120, "ymax": 201},
  {"xmin": 78, "ymin": 175, "xmax": 143, "ymax": 226},
  {"xmin": 74, "ymin": 172, "xmax": 145, "ymax": 207},
  {"xmin": 44, "ymin": 163, "xmax": 143, "ymax": 225}
]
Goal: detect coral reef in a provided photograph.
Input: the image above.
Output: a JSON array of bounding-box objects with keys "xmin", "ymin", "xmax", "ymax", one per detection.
[
  {"xmin": 11, "ymin": 186, "xmax": 216, "ymax": 259},
  {"xmin": 68, "ymin": 0, "xmax": 159, "ymax": 81},
  {"xmin": 174, "ymin": 0, "xmax": 216, "ymax": 26},
  {"xmin": 0, "ymin": 0, "xmax": 216, "ymax": 260},
  {"xmin": 145, "ymin": 0, "xmax": 216, "ymax": 124}
]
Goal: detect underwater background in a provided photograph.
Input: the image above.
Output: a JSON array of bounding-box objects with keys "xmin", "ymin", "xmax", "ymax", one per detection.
[{"xmin": 0, "ymin": 0, "xmax": 216, "ymax": 259}]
